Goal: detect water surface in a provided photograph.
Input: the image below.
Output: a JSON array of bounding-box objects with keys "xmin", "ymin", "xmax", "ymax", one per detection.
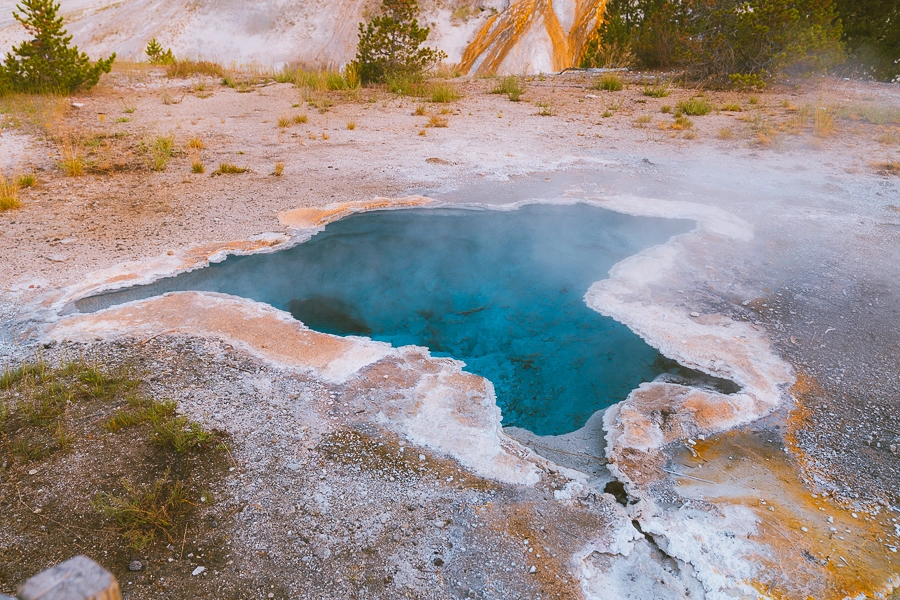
[{"xmin": 79, "ymin": 203, "xmax": 694, "ymax": 435}]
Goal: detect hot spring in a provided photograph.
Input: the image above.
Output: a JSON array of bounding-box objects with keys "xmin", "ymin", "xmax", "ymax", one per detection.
[{"xmin": 77, "ymin": 203, "xmax": 703, "ymax": 435}]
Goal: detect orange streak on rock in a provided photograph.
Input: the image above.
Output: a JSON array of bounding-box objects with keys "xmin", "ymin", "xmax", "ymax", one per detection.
[
  {"xmin": 278, "ymin": 196, "xmax": 433, "ymax": 229},
  {"xmin": 459, "ymin": 0, "xmax": 607, "ymax": 74},
  {"xmin": 673, "ymin": 430, "xmax": 900, "ymax": 599},
  {"xmin": 50, "ymin": 292, "xmax": 358, "ymax": 374}
]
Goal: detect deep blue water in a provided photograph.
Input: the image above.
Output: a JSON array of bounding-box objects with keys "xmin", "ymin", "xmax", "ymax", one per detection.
[{"xmin": 78, "ymin": 203, "xmax": 695, "ymax": 435}]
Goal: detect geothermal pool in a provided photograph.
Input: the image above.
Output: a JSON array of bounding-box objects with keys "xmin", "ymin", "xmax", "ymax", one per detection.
[{"xmin": 79, "ymin": 203, "xmax": 697, "ymax": 435}]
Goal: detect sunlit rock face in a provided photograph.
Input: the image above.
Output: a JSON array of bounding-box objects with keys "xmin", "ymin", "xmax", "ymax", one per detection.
[{"xmin": 0, "ymin": 0, "xmax": 606, "ymax": 74}]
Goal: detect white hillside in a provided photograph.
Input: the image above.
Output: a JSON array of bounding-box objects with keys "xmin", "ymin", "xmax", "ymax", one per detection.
[{"xmin": 0, "ymin": 0, "xmax": 604, "ymax": 74}]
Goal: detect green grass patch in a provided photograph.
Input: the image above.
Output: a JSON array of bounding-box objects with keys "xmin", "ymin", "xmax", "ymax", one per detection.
[
  {"xmin": 429, "ymin": 81, "xmax": 461, "ymax": 103},
  {"xmin": 593, "ymin": 73, "xmax": 624, "ymax": 92},
  {"xmin": 490, "ymin": 75, "xmax": 525, "ymax": 102},
  {"xmin": 92, "ymin": 471, "xmax": 192, "ymax": 549},
  {"xmin": 677, "ymin": 97, "xmax": 712, "ymax": 116}
]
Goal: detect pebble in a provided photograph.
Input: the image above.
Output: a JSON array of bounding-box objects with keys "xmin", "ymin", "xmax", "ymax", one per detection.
[
  {"xmin": 191, "ymin": 566, "xmax": 206, "ymax": 576},
  {"xmin": 28, "ymin": 469, "xmax": 38, "ymax": 475},
  {"xmin": 852, "ymin": 513, "xmax": 858, "ymax": 519},
  {"xmin": 529, "ymin": 566, "xmax": 536, "ymax": 573},
  {"xmin": 801, "ymin": 527, "xmax": 808, "ymax": 532},
  {"xmin": 128, "ymin": 560, "xmax": 143, "ymax": 571},
  {"xmin": 690, "ymin": 312, "xmax": 700, "ymax": 317}
]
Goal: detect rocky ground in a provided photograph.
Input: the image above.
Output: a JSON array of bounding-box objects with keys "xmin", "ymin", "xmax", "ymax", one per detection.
[{"xmin": 1, "ymin": 66, "xmax": 900, "ymax": 598}]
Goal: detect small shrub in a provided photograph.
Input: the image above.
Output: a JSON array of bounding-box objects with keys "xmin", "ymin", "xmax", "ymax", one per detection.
[
  {"xmin": 536, "ymin": 102, "xmax": 553, "ymax": 116},
  {"xmin": 0, "ymin": 172, "xmax": 21, "ymax": 211},
  {"xmin": 749, "ymin": 95, "xmax": 759, "ymax": 105},
  {"xmin": 720, "ymin": 103, "xmax": 742, "ymax": 112},
  {"xmin": 594, "ymin": 73, "xmax": 624, "ymax": 92},
  {"xmin": 490, "ymin": 75, "xmax": 524, "ymax": 102},
  {"xmin": 191, "ymin": 161, "xmax": 204, "ymax": 174},
  {"xmin": 213, "ymin": 162, "xmax": 249, "ymax": 175},
  {"xmin": 717, "ymin": 127, "xmax": 734, "ymax": 140},
  {"xmin": 427, "ymin": 115, "xmax": 448, "ymax": 128},
  {"xmin": 272, "ymin": 162, "xmax": 285, "ymax": 176},
  {"xmin": 677, "ymin": 98, "xmax": 712, "ymax": 116},
  {"xmin": 634, "ymin": 115, "xmax": 653, "ymax": 127},
  {"xmin": 660, "ymin": 105, "xmax": 671, "ymax": 114}
]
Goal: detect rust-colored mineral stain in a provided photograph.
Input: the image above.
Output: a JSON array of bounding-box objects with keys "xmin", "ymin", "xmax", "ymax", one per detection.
[
  {"xmin": 54, "ymin": 292, "xmax": 355, "ymax": 373},
  {"xmin": 278, "ymin": 196, "xmax": 433, "ymax": 229},
  {"xmin": 459, "ymin": 0, "xmax": 607, "ymax": 75},
  {"xmin": 670, "ymin": 430, "xmax": 900, "ymax": 599}
]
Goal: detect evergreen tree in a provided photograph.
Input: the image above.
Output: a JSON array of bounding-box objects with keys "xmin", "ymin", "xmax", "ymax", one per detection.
[
  {"xmin": 1, "ymin": 0, "xmax": 115, "ymax": 93},
  {"xmin": 145, "ymin": 38, "xmax": 175, "ymax": 65},
  {"xmin": 354, "ymin": 0, "xmax": 446, "ymax": 84}
]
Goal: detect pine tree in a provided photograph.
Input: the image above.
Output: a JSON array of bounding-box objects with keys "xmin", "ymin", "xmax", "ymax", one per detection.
[
  {"xmin": 354, "ymin": 0, "xmax": 446, "ymax": 84},
  {"xmin": 1, "ymin": 0, "xmax": 115, "ymax": 93},
  {"xmin": 145, "ymin": 38, "xmax": 175, "ymax": 65}
]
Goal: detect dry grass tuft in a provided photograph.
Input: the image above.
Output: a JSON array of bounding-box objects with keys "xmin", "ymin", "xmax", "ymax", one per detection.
[
  {"xmin": 813, "ymin": 106, "xmax": 837, "ymax": 138},
  {"xmin": 186, "ymin": 136, "xmax": 204, "ymax": 150},
  {"xmin": 148, "ymin": 135, "xmax": 175, "ymax": 171},
  {"xmin": 166, "ymin": 59, "xmax": 225, "ymax": 78},
  {"xmin": 58, "ymin": 131, "xmax": 85, "ymax": 177},
  {"xmin": 213, "ymin": 162, "xmax": 249, "ymax": 175},
  {"xmin": 272, "ymin": 162, "xmax": 285, "ymax": 176},
  {"xmin": 277, "ymin": 115, "xmax": 292, "ymax": 128},
  {"xmin": 427, "ymin": 115, "xmax": 448, "ymax": 128},
  {"xmin": 875, "ymin": 161, "xmax": 900, "ymax": 175},
  {"xmin": 17, "ymin": 172, "xmax": 36, "ymax": 188},
  {"xmin": 293, "ymin": 114, "xmax": 308, "ymax": 125},
  {"xmin": 346, "ymin": 121, "xmax": 356, "ymax": 130},
  {"xmin": 717, "ymin": 127, "xmax": 734, "ymax": 140},
  {"xmin": 413, "ymin": 104, "xmax": 427, "ymax": 116},
  {"xmin": 0, "ymin": 172, "xmax": 21, "ymax": 211}
]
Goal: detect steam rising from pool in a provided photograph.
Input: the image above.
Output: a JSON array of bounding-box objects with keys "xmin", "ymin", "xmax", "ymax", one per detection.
[{"xmin": 79, "ymin": 204, "xmax": 695, "ymax": 435}]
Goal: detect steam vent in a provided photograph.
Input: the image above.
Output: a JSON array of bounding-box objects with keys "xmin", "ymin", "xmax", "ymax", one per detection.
[{"xmin": 0, "ymin": 0, "xmax": 607, "ymax": 74}]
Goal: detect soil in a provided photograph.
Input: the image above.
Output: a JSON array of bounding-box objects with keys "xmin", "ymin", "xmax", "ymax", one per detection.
[{"xmin": 1, "ymin": 65, "xmax": 899, "ymax": 598}]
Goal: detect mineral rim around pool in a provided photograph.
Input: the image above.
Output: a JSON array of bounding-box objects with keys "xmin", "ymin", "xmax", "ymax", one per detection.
[{"xmin": 76, "ymin": 203, "xmax": 697, "ymax": 436}]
